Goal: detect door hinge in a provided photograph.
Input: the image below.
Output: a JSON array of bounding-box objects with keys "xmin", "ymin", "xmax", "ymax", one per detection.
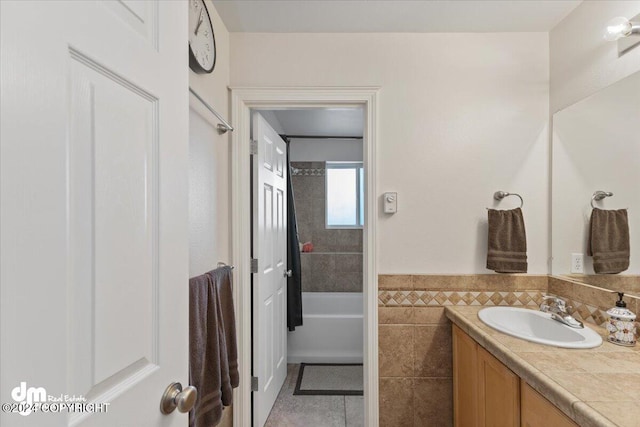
[
  {"xmin": 251, "ymin": 258, "xmax": 258, "ymax": 274},
  {"xmin": 251, "ymin": 376, "xmax": 259, "ymax": 392},
  {"xmin": 250, "ymin": 140, "xmax": 258, "ymax": 155}
]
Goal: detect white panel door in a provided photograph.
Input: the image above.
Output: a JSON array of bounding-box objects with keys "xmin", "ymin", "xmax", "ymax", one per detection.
[
  {"xmin": 0, "ymin": 1, "xmax": 188, "ymax": 427},
  {"xmin": 252, "ymin": 113, "xmax": 288, "ymax": 427}
]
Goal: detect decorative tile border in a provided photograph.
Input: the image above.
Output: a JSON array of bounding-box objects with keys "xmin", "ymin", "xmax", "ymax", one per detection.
[
  {"xmin": 565, "ymin": 298, "xmax": 608, "ymax": 328},
  {"xmin": 291, "ymin": 167, "xmax": 324, "ymax": 176},
  {"xmin": 378, "ymin": 289, "xmax": 545, "ymax": 308},
  {"xmin": 377, "ymin": 275, "xmax": 634, "ymax": 329}
]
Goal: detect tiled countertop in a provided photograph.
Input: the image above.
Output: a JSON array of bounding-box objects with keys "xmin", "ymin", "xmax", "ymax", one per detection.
[{"xmin": 445, "ymin": 306, "xmax": 640, "ymax": 427}]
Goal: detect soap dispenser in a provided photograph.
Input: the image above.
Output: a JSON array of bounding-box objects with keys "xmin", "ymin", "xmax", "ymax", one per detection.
[{"xmin": 606, "ymin": 292, "xmax": 637, "ymax": 347}]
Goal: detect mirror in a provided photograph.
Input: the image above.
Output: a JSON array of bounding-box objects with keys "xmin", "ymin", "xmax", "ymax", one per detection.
[{"xmin": 552, "ymin": 70, "xmax": 640, "ymax": 295}]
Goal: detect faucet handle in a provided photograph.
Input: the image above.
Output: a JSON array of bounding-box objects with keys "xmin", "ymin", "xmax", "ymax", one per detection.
[
  {"xmin": 542, "ymin": 295, "xmax": 565, "ymax": 305},
  {"xmin": 540, "ymin": 295, "xmax": 568, "ymax": 313}
]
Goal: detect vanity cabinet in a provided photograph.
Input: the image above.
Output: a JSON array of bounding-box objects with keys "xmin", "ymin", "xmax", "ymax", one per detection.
[
  {"xmin": 453, "ymin": 325, "xmax": 519, "ymax": 427},
  {"xmin": 453, "ymin": 325, "xmax": 577, "ymax": 427}
]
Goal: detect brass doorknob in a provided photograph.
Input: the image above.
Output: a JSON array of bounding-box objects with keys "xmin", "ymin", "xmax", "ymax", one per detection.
[{"xmin": 160, "ymin": 382, "xmax": 197, "ymax": 414}]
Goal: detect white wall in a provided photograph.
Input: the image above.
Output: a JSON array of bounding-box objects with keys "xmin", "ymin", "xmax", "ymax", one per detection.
[
  {"xmin": 188, "ymin": 4, "xmax": 233, "ymax": 425},
  {"xmin": 290, "ymin": 138, "xmax": 363, "ymax": 162},
  {"xmin": 231, "ymin": 33, "xmax": 550, "ymax": 274},
  {"xmin": 550, "ymin": 1, "xmax": 640, "ymax": 113},
  {"xmin": 189, "ymin": 1, "xmax": 232, "ymax": 277}
]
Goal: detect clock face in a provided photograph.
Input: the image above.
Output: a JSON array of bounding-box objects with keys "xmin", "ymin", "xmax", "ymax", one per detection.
[{"xmin": 189, "ymin": 0, "xmax": 216, "ymax": 73}]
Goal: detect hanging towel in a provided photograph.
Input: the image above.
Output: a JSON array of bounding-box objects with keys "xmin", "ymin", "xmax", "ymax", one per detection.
[
  {"xmin": 208, "ymin": 266, "xmax": 239, "ymax": 394},
  {"xmin": 486, "ymin": 208, "xmax": 528, "ymax": 273},
  {"xmin": 588, "ymin": 208, "xmax": 630, "ymax": 274},
  {"xmin": 189, "ymin": 273, "xmax": 228, "ymax": 427}
]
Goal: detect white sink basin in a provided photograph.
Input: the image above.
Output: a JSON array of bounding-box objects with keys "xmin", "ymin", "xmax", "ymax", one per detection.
[{"xmin": 478, "ymin": 307, "xmax": 602, "ymax": 349}]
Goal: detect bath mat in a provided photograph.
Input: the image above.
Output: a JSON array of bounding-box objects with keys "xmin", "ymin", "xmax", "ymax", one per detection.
[{"xmin": 293, "ymin": 363, "xmax": 363, "ymax": 396}]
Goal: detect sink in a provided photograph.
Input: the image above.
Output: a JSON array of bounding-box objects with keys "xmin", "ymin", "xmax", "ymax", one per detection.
[{"xmin": 478, "ymin": 307, "xmax": 603, "ymax": 349}]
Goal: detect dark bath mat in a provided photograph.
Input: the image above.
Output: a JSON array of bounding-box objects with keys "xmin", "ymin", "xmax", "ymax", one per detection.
[{"xmin": 293, "ymin": 363, "xmax": 363, "ymax": 396}]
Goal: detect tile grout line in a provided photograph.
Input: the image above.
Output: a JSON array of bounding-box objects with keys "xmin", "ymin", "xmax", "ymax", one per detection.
[{"xmin": 343, "ymin": 395, "xmax": 347, "ymax": 427}]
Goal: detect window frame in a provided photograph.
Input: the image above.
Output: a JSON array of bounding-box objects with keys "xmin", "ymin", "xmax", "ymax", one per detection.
[{"xmin": 325, "ymin": 161, "xmax": 364, "ymax": 229}]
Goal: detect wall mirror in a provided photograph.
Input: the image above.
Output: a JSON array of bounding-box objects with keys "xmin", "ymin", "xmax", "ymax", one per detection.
[{"xmin": 551, "ymin": 70, "xmax": 640, "ymax": 295}]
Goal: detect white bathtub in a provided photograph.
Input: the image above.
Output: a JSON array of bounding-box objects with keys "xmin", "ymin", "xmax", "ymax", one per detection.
[{"xmin": 287, "ymin": 292, "xmax": 363, "ymax": 364}]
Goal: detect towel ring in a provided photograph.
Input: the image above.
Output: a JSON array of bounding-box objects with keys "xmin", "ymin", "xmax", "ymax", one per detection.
[
  {"xmin": 493, "ymin": 191, "xmax": 524, "ymax": 208},
  {"xmin": 591, "ymin": 191, "xmax": 614, "ymax": 209},
  {"xmin": 217, "ymin": 262, "xmax": 235, "ymax": 270}
]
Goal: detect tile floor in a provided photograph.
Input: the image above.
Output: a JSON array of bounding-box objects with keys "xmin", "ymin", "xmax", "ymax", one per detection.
[{"xmin": 265, "ymin": 364, "xmax": 364, "ymax": 427}]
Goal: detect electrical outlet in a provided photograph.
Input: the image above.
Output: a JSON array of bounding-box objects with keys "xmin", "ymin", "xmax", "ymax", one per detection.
[{"xmin": 571, "ymin": 253, "xmax": 584, "ymax": 274}]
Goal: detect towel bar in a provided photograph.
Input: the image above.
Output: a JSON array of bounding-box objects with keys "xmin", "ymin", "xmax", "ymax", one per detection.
[
  {"xmin": 493, "ymin": 191, "xmax": 524, "ymax": 209},
  {"xmin": 189, "ymin": 87, "xmax": 234, "ymax": 134}
]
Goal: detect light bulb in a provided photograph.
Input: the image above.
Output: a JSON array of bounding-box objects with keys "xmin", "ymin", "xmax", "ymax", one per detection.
[{"xmin": 604, "ymin": 16, "xmax": 632, "ymax": 41}]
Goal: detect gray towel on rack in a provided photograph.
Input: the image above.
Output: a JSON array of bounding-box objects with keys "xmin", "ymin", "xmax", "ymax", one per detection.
[
  {"xmin": 189, "ymin": 272, "xmax": 229, "ymax": 427},
  {"xmin": 207, "ymin": 266, "xmax": 239, "ymax": 395},
  {"xmin": 588, "ymin": 208, "xmax": 630, "ymax": 274},
  {"xmin": 486, "ymin": 208, "xmax": 528, "ymax": 273}
]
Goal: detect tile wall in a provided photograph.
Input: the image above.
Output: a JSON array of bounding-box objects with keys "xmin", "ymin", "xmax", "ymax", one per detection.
[
  {"xmin": 377, "ymin": 274, "xmax": 548, "ymax": 427},
  {"xmin": 292, "ymin": 161, "xmax": 363, "ymax": 292}
]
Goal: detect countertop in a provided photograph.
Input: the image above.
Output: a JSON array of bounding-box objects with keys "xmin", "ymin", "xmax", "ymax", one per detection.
[{"xmin": 445, "ymin": 306, "xmax": 640, "ymax": 427}]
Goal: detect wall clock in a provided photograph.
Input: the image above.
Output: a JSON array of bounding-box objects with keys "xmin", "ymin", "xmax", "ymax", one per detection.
[{"xmin": 189, "ymin": 0, "xmax": 216, "ymax": 74}]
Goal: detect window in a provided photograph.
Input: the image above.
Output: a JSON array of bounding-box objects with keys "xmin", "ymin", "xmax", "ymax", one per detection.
[{"xmin": 326, "ymin": 162, "xmax": 364, "ymax": 228}]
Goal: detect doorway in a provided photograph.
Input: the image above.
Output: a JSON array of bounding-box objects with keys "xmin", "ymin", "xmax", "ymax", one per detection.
[
  {"xmin": 230, "ymin": 87, "xmax": 379, "ymax": 427},
  {"xmin": 257, "ymin": 108, "xmax": 365, "ymax": 426}
]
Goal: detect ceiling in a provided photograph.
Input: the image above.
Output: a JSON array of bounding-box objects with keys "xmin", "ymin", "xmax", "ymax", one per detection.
[
  {"xmin": 267, "ymin": 108, "xmax": 364, "ymax": 137},
  {"xmin": 212, "ymin": 0, "xmax": 582, "ymax": 33}
]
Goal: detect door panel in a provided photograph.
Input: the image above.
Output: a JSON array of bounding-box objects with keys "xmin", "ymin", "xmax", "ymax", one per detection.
[
  {"xmin": 477, "ymin": 346, "xmax": 520, "ymax": 427},
  {"xmin": 252, "ymin": 113, "xmax": 288, "ymax": 427},
  {"xmin": 453, "ymin": 325, "xmax": 478, "ymax": 427},
  {"xmin": 68, "ymin": 50, "xmax": 159, "ymax": 401},
  {"xmin": 100, "ymin": 0, "xmax": 159, "ymax": 47},
  {"xmin": 1, "ymin": 1, "xmax": 188, "ymax": 426}
]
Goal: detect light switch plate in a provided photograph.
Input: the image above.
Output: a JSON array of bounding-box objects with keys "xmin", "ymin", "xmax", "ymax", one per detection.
[{"xmin": 383, "ymin": 192, "xmax": 397, "ymax": 214}]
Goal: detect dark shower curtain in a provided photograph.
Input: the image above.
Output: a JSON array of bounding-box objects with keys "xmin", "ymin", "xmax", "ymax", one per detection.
[{"xmin": 285, "ymin": 138, "xmax": 303, "ymax": 331}]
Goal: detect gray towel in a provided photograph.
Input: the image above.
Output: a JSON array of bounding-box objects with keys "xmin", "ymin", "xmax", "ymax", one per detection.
[
  {"xmin": 588, "ymin": 208, "xmax": 630, "ymax": 274},
  {"xmin": 486, "ymin": 208, "xmax": 528, "ymax": 273},
  {"xmin": 189, "ymin": 273, "xmax": 229, "ymax": 427},
  {"xmin": 208, "ymin": 266, "xmax": 239, "ymax": 396}
]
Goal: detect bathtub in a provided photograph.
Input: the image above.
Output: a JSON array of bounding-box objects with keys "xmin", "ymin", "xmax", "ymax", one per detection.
[{"xmin": 287, "ymin": 292, "xmax": 363, "ymax": 364}]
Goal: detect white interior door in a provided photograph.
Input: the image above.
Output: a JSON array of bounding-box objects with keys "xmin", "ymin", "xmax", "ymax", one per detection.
[
  {"xmin": 252, "ymin": 113, "xmax": 288, "ymax": 427},
  {"xmin": 0, "ymin": 1, "xmax": 189, "ymax": 426}
]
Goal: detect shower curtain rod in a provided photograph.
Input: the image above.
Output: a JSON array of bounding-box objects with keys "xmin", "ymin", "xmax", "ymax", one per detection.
[{"xmin": 283, "ymin": 134, "xmax": 363, "ymax": 140}]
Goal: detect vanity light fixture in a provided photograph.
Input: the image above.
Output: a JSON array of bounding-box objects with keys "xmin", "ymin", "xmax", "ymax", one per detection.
[{"xmin": 604, "ymin": 16, "xmax": 640, "ymax": 41}]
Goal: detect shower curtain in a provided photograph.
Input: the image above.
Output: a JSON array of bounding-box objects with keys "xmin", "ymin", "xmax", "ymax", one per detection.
[{"xmin": 285, "ymin": 138, "xmax": 303, "ymax": 331}]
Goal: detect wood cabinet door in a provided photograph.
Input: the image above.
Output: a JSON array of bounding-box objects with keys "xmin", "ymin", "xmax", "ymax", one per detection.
[
  {"xmin": 521, "ymin": 382, "xmax": 578, "ymax": 427},
  {"xmin": 477, "ymin": 346, "xmax": 520, "ymax": 427},
  {"xmin": 453, "ymin": 325, "xmax": 478, "ymax": 427}
]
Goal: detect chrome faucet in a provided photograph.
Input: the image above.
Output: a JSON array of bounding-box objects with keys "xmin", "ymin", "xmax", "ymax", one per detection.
[{"xmin": 540, "ymin": 296, "xmax": 584, "ymax": 329}]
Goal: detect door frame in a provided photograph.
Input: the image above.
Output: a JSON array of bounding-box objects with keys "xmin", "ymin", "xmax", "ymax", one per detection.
[{"xmin": 230, "ymin": 87, "xmax": 379, "ymax": 427}]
